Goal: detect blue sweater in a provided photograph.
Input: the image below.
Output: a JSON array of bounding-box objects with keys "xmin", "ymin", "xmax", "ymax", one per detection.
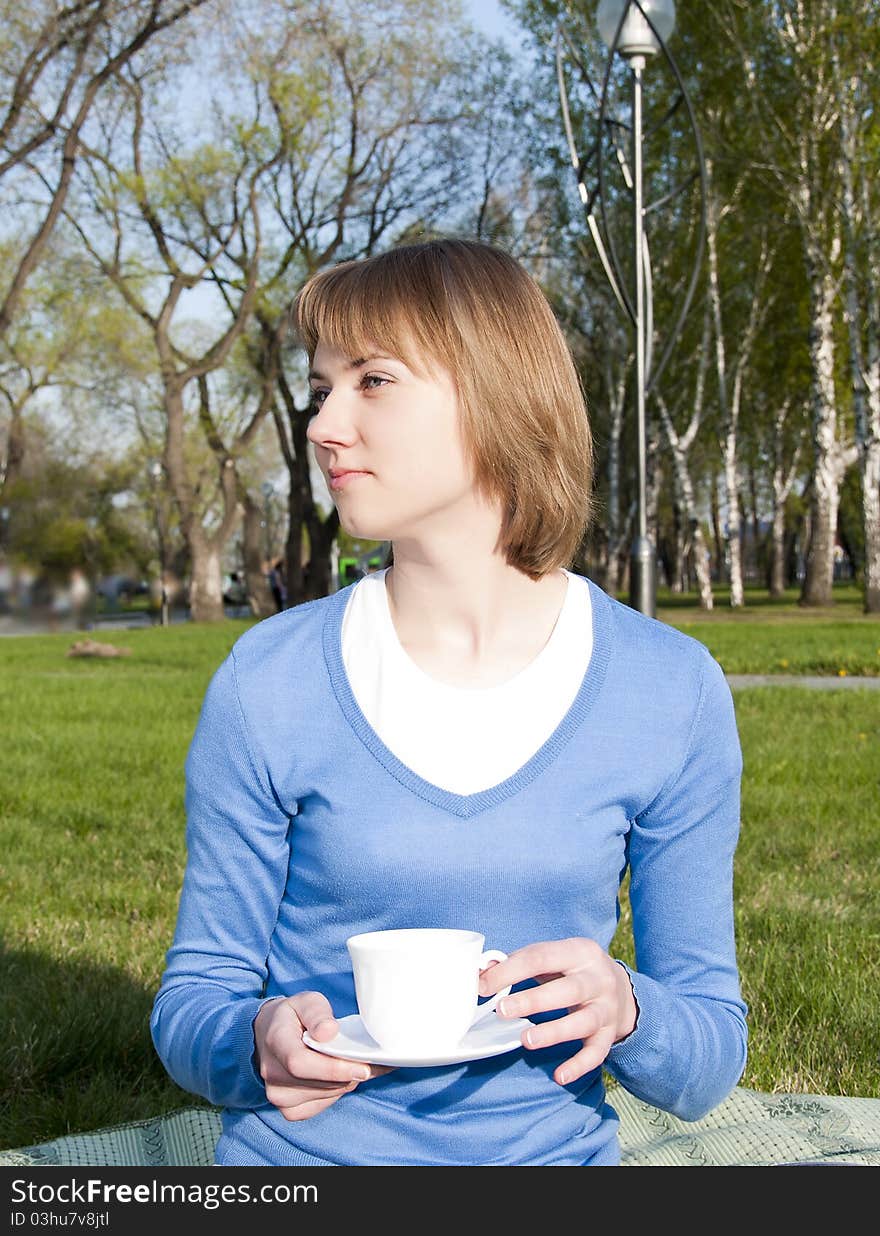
[{"xmin": 150, "ymin": 574, "xmax": 747, "ymax": 1166}]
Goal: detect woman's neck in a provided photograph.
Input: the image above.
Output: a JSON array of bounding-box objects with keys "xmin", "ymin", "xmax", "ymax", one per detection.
[{"xmin": 383, "ymin": 551, "xmax": 568, "ymax": 688}]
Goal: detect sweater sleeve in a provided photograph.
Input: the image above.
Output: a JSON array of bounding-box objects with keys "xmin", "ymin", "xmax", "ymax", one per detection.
[
  {"xmin": 604, "ymin": 647, "xmax": 748, "ymax": 1121},
  {"xmin": 150, "ymin": 649, "xmax": 293, "ymax": 1109}
]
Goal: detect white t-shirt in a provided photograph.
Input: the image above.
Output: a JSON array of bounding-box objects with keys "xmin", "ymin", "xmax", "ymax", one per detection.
[{"xmin": 340, "ymin": 568, "xmax": 593, "ymax": 794}]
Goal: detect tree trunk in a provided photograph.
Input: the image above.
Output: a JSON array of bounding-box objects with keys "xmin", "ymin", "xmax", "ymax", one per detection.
[
  {"xmin": 670, "ymin": 499, "xmax": 684, "ymax": 593},
  {"xmin": 768, "ymin": 400, "xmax": 800, "ymax": 599},
  {"xmin": 0, "ymin": 401, "xmax": 26, "ymax": 550},
  {"xmin": 705, "ymin": 161, "xmax": 744, "ymax": 608},
  {"xmin": 724, "ymin": 457, "xmax": 744, "ymax": 607},
  {"xmin": 604, "ymin": 539, "xmax": 620, "ymax": 596},
  {"xmin": 800, "ymin": 244, "xmax": 849, "ymax": 606},
  {"xmin": 163, "ymin": 377, "xmax": 241, "ymax": 623},
  {"xmin": 863, "ymin": 439, "xmax": 880, "ymax": 611},
  {"xmin": 838, "ymin": 60, "xmax": 880, "ymax": 611},
  {"xmin": 242, "ymin": 493, "xmax": 275, "ymax": 618},
  {"xmin": 769, "ymin": 499, "xmax": 786, "ymax": 599},
  {"xmin": 188, "ymin": 537, "xmax": 225, "ymax": 624},
  {"xmin": 747, "ymin": 461, "xmax": 762, "ymax": 582},
  {"xmin": 657, "ymin": 393, "xmax": 713, "ymax": 610},
  {"xmin": 274, "ymin": 368, "xmax": 341, "ymax": 606},
  {"xmin": 305, "ymin": 512, "xmax": 337, "ymax": 601},
  {"xmin": 858, "ymin": 240, "xmax": 880, "ymax": 613},
  {"xmin": 711, "ymin": 472, "xmax": 724, "ymax": 584}
]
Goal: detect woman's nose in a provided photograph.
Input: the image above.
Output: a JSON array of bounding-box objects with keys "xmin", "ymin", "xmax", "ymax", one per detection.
[{"xmin": 306, "ymin": 390, "xmax": 356, "ymax": 447}]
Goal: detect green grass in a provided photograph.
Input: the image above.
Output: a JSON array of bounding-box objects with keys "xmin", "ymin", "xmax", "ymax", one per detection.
[
  {"xmin": 611, "ymin": 684, "xmax": 880, "ymax": 1098},
  {"xmin": 1, "ymin": 602, "xmax": 878, "ymax": 1151},
  {"xmin": 656, "ymin": 583, "xmax": 880, "ymax": 676},
  {"xmin": 0, "ymin": 622, "xmax": 253, "ymax": 1149}
]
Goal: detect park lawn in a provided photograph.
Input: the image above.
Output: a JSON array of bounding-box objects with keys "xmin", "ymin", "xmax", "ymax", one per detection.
[
  {"xmin": 1, "ymin": 609, "xmax": 879, "ymax": 1150},
  {"xmin": 659, "ymin": 581, "xmax": 880, "ymax": 676}
]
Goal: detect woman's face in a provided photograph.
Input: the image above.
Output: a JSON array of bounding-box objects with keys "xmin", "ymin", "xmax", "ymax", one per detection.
[{"xmin": 306, "ymin": 339, "xmax": 480, "ymax": 544}]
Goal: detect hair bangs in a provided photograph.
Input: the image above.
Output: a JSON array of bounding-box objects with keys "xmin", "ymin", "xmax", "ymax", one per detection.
[{"xmin": 294, "ymin": 255, "xmax": 452, "ymax": 380}]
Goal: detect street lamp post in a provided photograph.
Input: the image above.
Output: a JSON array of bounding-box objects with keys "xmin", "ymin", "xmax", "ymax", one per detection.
[
  {"xmin": 556, "ymin": 0, "xmax": 706, "ymax": 617},
  {"xmin": 148, "ymin": 459, "xmax": 169, "ymax": 627}
]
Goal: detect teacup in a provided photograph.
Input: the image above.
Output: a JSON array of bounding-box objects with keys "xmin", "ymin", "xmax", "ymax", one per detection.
[{"xmin": 346, "ymin": 928, "xmax": 512, "ymax": 1054}]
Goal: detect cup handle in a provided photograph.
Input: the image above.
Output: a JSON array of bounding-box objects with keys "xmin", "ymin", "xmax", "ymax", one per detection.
[{"xmin": 471, "ymin": 949, "xmax": 512, "ymax": 1026}]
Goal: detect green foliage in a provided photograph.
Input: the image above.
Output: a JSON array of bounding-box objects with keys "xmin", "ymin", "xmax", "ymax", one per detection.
[{"xmin": 4, "ymin": 436, "xmax": 153, "ymax": 580}]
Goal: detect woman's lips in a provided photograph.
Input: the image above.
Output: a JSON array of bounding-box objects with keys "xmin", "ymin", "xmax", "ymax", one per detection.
[{"xmin": 329, "ymin": 470, "xmax": 371, "ymax": 491}]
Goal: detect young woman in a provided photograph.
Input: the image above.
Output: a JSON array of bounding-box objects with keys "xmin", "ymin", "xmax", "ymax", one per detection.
[{"xmin": 150, "ymin": 238, "xmax": 747, "ymax": 1167}]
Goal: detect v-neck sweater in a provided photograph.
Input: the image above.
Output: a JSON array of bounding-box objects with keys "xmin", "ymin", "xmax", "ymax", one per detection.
[
  {"xmin": 150, "ymin": 573, "xmax": 747, "ymax": 1167},
  {"xmin": 340, "ymin": 567, "xmax": 592, "ymax": 793}
]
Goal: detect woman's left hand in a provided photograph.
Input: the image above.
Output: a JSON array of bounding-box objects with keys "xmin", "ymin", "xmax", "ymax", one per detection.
[{"xmin": 478, "ymin": 938, "xmax": 638, "ymax": 1086}]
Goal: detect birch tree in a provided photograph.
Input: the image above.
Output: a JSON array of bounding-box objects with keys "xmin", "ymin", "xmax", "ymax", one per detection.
[
  {"xmin": 833, "ymin": 4, "xmax": 880, "ymax": 611},
  {"xmin": 713, "ymin": 0, "xmax": 860, "ymax": 606},
  {"xmin": 656, "ymin": 303, "xmax": 715, "ymax": 607},
  {"xmin": 704, "ymin": 157, "xmax": 778, "ymax": 607}
]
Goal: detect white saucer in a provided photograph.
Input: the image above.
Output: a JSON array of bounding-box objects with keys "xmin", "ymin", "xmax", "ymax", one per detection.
[{"xmin": 303, "ymin": 1012, "xmax": 531, "ymax": 1068}]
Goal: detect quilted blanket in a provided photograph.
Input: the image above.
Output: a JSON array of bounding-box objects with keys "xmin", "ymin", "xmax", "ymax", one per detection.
[{"xmin": 1, "ymin": 1085, "xmax": 878, "ymax": 1167}]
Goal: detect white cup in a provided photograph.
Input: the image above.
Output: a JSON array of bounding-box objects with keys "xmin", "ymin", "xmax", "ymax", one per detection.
[{"xmin": 346, "ymin": 928, "xmax": 512, "ymax": 1054}]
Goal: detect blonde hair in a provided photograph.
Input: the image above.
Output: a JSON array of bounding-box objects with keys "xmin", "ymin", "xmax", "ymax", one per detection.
[{"xmin": 293, "ymin": 239, "xmax": 595, "ymax": 579}]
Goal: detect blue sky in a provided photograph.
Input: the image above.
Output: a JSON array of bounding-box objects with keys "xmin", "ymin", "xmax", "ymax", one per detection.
[{"xmin": 465, "ymin": 0, "xmax": 523, "ymax": 47}]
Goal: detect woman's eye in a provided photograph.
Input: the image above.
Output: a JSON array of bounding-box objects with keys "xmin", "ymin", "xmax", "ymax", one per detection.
[{"xmin": 308, "ymin": 375, "xmax": 388, "ymax": 412}]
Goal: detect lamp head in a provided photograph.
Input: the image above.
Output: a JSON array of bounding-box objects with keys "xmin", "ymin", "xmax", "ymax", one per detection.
[{"xmin": 597, "ymin": 0, "xmax": 675, "ymax": 57}]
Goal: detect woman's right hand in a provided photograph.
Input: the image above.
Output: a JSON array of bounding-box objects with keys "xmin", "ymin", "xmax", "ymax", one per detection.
[{"xmin": 253, "ymin": 991, "xmax": 395, "ymax": 1121}]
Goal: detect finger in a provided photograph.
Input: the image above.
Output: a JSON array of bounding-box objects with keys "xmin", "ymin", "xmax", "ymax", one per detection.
[
  {"xmin": 266, "ymin": 1079, "xmax": 354, "ymax": 1108},
  {"xmin": 276, "ymin": 1092, "xmax": 353, "ymax": 1122},
  {"xmin": 262, "ymin": 1068, "xmax": 362, "ymax": 1093},
  {"xmin": 275, "ymin": 1034, "xmax": 399, "ymax": 1085},
  {"xmin": 268, "ymin": 1065, "xmax": 396, "ymax": 1117},
  {"xmin": 519, "ymin": 1006, "xmax": 608, "ymax": 1050},
  {"xmin": 298, "ymin": 1045, "xmax": 398, "ymax": 1078},
  {"xmin": 274, "ymin": 1033, "xmax": 374, "ymax": 1084},
  {"xmin": 553, "ymin": 1028, "xmax": 617, "ymax": 1086},
  {"xmin": 478, "ymin": 939, "xmax": 598, "ymax": 996},
  {"xmin": 320, "ymin": 1059, "xmax": 398, "ymax": 1079},
  {"xmin": 267, "ymin": 1061, "xmax": 395, "ymax": 1091},
  {"xmin": 290, "ymin": 991, "xmax": 340, "ymax": 1038},
  {"xmin": 496, "ymin": 974, "xmax": 589, "ymax": 1019}
]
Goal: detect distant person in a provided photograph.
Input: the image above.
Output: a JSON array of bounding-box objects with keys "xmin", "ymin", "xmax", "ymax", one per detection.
[
  {"xmin": 69, "ymin": 568, "xmax": 91, "ymax": 629},
  {"xmin": 152, "ymin": 239, "xmax": 747, "ymax": 1167}
]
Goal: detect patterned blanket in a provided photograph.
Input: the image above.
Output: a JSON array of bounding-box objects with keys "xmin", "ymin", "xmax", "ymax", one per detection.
[{"xmin": 1, "ymin": 1086, "xmax": 878, "ymax": 1167}]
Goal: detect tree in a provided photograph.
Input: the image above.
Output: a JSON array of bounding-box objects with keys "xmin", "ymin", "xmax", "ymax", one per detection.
[
  {"xmin": 0, "ymin": 242, "xmax": 112, "ymax": 551},
  {"xmin": 833, "ymin": 3, "xmax": 880, "ymax": 610},
  {"xmin": 0, "ymin": 0, "xmax": 210, "ymax": 346},
  {"xmin": 69, "ymin": 51, "xmax": 282, "ymax": 621},
  {"xmin": 710, "ymin": 0, "xmax": 861, "ymax": 606}
]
